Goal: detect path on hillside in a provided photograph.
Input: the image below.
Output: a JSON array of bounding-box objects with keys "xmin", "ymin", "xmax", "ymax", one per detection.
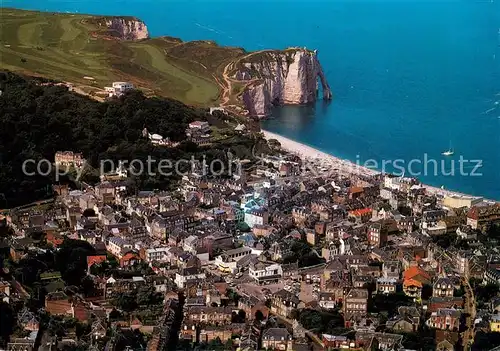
[{"xmin": 219, "ymin": 50, "xmax": 269, "ymax": 107}]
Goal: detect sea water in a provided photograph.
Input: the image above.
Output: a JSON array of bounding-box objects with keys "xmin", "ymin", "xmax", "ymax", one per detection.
[{"xmin": 5, "ymin": 0, "xmax": 500, "ymax": 199}]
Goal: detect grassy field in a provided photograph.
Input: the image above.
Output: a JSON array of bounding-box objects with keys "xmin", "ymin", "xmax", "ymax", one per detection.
[{"xmin": 0, "ymin": 8, "xmax": 247, "ymax": 106}]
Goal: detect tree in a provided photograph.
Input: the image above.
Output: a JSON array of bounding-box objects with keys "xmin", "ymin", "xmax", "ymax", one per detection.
[
  {"xmin": 474, "ymin": 283, "xmax": 499, "ymax": 306},
  {"xmin": 267, "ymin": 139, "xmax": 281, "ymax": 150},
  {"xmin": 81, "ymin": 275, "xmax": 98, "ymax": 297},
  {"xmin": 225, "ymin": 338, "xmax": 234, "ymax": 350},
  {"xmin": 369, "ymin": 292, "xmax": 413, "ymax": 316},
  {"xmin": 46, "ymin": 315, "xmax": 66, "ymax": 337},
  {"xmin": 255, "ymin": 310, "xmax": 264, "ymax": 321},
  {"xmin": 454, "ymin": 286, "xmax": 466, "ymax": 297},
  {"xmin": 236, "ymin": 222, "xmax": 250, "ymax": 233},
  {"xmin": 226, "ymin": 289, "xmax": 240, "ymax": 304},
  {"xmin": 432, "ymin": 233, "xmax": 458, "ymax": 249},
  {"xmin": 295, "ymin": 309, "xmax": 345, "ymax": 334},
  {"xmin": 136, "ymin": 285, "xmax": 163, "ymax": 306},
  {"xmin": 108, "ymin": 309, "xmax": 122, "ymax": 321},
  {"xmin": 399, "ymin": 328, "xmax": 436, "ymax": 350},
  {"xmin": 487, "ymin": 224, "xmax": 500, "ymax": 240},
  {"xmin": 0, "ymin": 73, "xmax": 262, "ymax": 207},
  {"xmin": 282, "ymin": 240, "xmax": 325, "ymax": 267},
  {"xmin": 82, "ymin": 208, "xmax": 96, "ymax": 217},
  {"xmin": 231, "ymin": 309, "xmax": 246, "ymax": 323},
  {"xmin": 421, "ymin": 284, "xmax": 433, "ymax": 300},
  {"xmin": 237, "ymin": 309, "xmax": 246, "ymax": 322},
  {"xmin": 114, "ymin": 328, "xmax": 149, "ymax": 351},
  {"xmin": 55, "ymin": 239, "xmax": 96, "ymax": 286},
  {"xmin": 472, "ymin": 331, "xmax": 500, "ymax": 350},
  {"xmin": 204, "ymin": 337, "xmax": 224, "ymax": 350},
  {"xmin": 0, "ymin": 302, "xmax": 14, "ymax": 346},
  {"xmin": 113, "ymin": 291, "xmax": 138, "ymax": 312}
]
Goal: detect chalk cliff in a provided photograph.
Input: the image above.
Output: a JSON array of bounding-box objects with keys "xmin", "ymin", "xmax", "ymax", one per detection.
[
  {"xmin": 103, "ymin": 18, "xmax": 149, "ymax": 40},
  {"xmin": 230, "ymin": 48, "xmax": 332, "ymax": 117}
]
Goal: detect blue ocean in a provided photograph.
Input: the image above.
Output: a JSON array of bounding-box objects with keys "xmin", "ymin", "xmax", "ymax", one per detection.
[{"xmin": 5, "ymin": 0, "xmax": 500, "ymax": 199}]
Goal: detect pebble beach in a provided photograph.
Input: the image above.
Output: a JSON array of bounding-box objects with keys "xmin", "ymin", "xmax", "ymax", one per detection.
[{"xmin": 262, "ymin": 130, "xmax": 487, "ymax": 201}]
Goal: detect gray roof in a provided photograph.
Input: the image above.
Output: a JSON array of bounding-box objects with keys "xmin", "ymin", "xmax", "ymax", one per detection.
[{"xmin": 262, "ymin": 328, "xmax": 291, "ymax": 340}]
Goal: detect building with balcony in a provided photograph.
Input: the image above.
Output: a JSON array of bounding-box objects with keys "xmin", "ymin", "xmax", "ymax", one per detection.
[{"xmin": 249, "ymin": 261, "xmax": 283, "ymax": 285}]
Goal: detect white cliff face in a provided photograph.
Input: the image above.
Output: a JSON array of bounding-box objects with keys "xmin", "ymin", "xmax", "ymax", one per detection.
[
  {"xmin": 104, "ymin": 18, "xmax": 149, "ymax": 40},
  {"xmin": 233, "ymin": 49, "xmax": 332, "ymax": 117}
]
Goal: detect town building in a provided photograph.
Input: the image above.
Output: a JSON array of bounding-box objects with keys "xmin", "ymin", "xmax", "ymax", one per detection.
[
  {"xmin": 262, "ymin": 328, "xmax": 293, "ymax": 351},
  {"xmin": 54, "ymin": 151, "xmax": 85, "ymax": 167},
  {"xmin": 467, "ymin": 202, "xmax": 500, "ymax": 232}
]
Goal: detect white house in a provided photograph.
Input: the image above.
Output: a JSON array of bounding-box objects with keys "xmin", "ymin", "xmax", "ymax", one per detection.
[
  {"xmin": 105, "ymin": 82, "xmax": 134, "ymax": 97},
  {"xmin": 145, "ymin": 247, "xmax": 170, "ymax": 263},
  {"xmin": 244, "ymin": 209, "xmax": 269, "ymax": 228},
  {"xmin": 106, "ymin": 236, "xmax": 132, "ymax": 258},
  {"xmin": 249, "ymin": 262, "xmax": 283, "ymax": 284},
  {"xmin": 183, "ymin": 235, "xmax": 199, "ymax": 254},
  {"xmin": 188, "ymin": 121, "xmax": 210, "ymax": 133},
  {"xmin": 215, "ymin": 247, "xmax": 253, "ymax": 274},
  {"xmin": 146, "ymin": 132, "xmax": 179, "ymax": 147},
  {"xmin": 174, "ymin": 267, "xmax": 206, "ymax": 288}
]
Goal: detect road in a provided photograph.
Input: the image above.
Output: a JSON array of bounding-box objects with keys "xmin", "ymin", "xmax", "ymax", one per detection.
[
  {"xmin": 0, "ymin": 198, "xmax": 55, "ymax": 214},
  {"xmin": 271, "ymin": 313, "xmax": 325, "ymax": 350},
  {"xmin": 461, "ymin": 276, "xmax": 476, "ymax": 350},
  {"xmin": 432, "ymin": 245, "xmax": 476, "ymax": 349}
]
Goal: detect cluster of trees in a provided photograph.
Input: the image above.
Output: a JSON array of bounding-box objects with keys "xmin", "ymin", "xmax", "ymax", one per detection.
[
  {"xmin": 113, "ymin": 329, "xmax": 151, "ymax": 351},
  {"xmin": 282, "ymin": 240, "xmax": 325, "ymax": 267},
  {"xmin": 54, "ymin": 239, "xmax": 97, "ymax": 286},
  {"xmin": 432, "ymin": 233, "xmax": 458, "ymax": 249},
  {"xmin": 178, "ymin": 337, "xmax": 235, "ymax": 351},
  {"xmin": 486, "ymin": 224, "xmax": 500, "ymax": 241},
  {"xmin": 5, "ymin": 238, "xmax": 99, "ymax": 309},
  {"xmin": 397, "ymin": 327, "xmax": 436, "ymax": 351},
  {"xmin": 0, "ymin": 302, "xmax": 14, "ymax": 347},
  {"xmin": 472, "ymin": 331, "xmax": 500, "ymax": 350},
  {"xmin": 225, "ymin": 288, "xmax": 240, "ymax": 305},
  {"xmin": 470, "ymin": 278, "xmax": 499, "ymax": 308},
  {"xmin": 112, "ymin": 285, "xmax": 164, "ymax": 312},
  {"xmin": 368, "ymin": 292, "xmax": 413, "ymax": 316},
  {"xmin": 0, "ymin": 72, "xmax": 268, "ymax": 206},
  {"xmin": 291, "ymin": 308, "xmax": 348, "ymax": 336},
  {"xmin": 231, "ymin": 310, "xmax": 246, "ymax": 323},
  {"xmin": 42, "ymin": 314, "xmax": 91, "ymax": 339}
]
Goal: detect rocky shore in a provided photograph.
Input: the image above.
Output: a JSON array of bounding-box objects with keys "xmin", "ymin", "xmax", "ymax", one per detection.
[{"xmin": 231, "ymin": 48, "xmax": 332, "ymax": 117}]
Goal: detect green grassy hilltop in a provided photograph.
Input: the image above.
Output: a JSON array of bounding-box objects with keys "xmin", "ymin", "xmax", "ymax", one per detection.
[{"xmin": 0, "ymin": 8, "xmax": 246, "ymax": 106}]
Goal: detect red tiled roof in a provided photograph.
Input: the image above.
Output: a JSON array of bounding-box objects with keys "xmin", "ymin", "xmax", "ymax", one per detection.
[
  {"xmin": 348, "ymin": 208, "xmax": 372, "ymax": 217},
  {"xmin": 467, "ymin": 203, "xmax": 500, "ymax": 220},
  {"xmin": 403, "ymin": 266, "xmax": 431, "ymax": 283},
  {"xmin": 46, "ymin": 232, "xmax": 64, "ymax": 246},
  {"xmin": 120, "ymin": 252, "xmax": 140, "ymax": 262},
  {"xmin": 87, "ymin": 255, "xmax": 106, "ymax": 269},
  {"xmin": 349, "ymin": 186, "xmax": 364, "ymax": 194}
]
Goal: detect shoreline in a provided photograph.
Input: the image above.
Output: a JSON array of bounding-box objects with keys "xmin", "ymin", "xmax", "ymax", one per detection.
[{"xmin": 261, "ymin": 130, "xmax": 488, "ymax": 201}]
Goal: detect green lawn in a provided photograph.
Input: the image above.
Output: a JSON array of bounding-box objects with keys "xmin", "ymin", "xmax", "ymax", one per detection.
[{"xmin": 0, "ymin": 8, "xmax": 243, "ymax": 106}]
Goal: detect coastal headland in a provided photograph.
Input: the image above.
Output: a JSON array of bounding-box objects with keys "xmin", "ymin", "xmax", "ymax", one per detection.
[
  {"xmin": 1, "ymin": 8, "xmax": 495, "ymax": 201},
  {"xmin": 0, "ymin": 8, "xmax": 331, "ymax": 117}
]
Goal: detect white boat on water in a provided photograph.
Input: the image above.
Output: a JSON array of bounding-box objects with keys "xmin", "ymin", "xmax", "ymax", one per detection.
[{"xmin": 442, "ymin": 141, "xmax": 454, "ymax": 156}]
